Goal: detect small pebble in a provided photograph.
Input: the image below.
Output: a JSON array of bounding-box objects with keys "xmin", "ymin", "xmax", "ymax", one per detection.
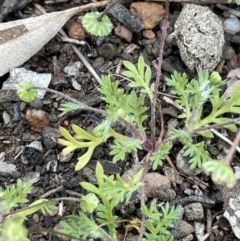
[
  {"xmin": 172, "ymin": 220, "xmax": 195, "ymax": 239},
  {"xmin": 224, "ymin": 16, "xmax": 240, "ymax": 34},
  {"xmin": 130, "ymin": 2, "xmax": 165, "ymax": 29},
  {"xmin": 142, "ymin": 29, "xmax": 156, "ymax": 39},
  {"xmin": 184, "ymin": 203, "xmax": 204, "ymax": 221},
  {"xmin": 114, "ymin": 25, "xmax": 132, "ymax": 42},
  {"xmin": 66, "ymin": 19, "xmax": 86, "ymax": 40},
  {"xmin": 25, "ymin": 109, "xmax": 50, "ymax": 133},
  {"xmin": 42, "ymin": 126, "xmax": 60, "ymax": 150},
  {"xmin": 176, "ymin": 149, "xmax": 201, "ymax": 176},
  {"xmin": 222, "ymin": 45, "xmax": 235, "ymax": 60},
  {"xmin": 144, "ymin": 172, "xmax": 171, "ymax": 198},
  {"xmin": 154, "ymin": 187, "xmax": 176, "ymax": 201},
  {"xmin": 97, "ymin": 43, "xmax": 116, "ymax": 60}
]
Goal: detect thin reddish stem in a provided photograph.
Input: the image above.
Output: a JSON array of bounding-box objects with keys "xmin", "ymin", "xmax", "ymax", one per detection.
[{"xmin": 150, "ymin": 0, "xmax": 170, "ymax": 150}]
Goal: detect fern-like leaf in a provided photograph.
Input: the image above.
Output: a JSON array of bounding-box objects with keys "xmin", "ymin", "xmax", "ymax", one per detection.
[
  {"xmin": 202, "ymin": 160, "xmax": 236, "ymax": 188},
  {"xmin": 58, "ymin": 102, "xmax": 82, "ymax": 117},
  {"xmin": 150, "ymin": 142, "xmax": 172, "ymax": 170},
  {"xmin": 110, "ymin": 139, "xmax": 142, "ymax": 162}
]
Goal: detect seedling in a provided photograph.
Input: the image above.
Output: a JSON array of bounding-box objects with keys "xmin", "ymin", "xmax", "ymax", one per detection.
[
  {"xmin": 18, "ymin": 56, "xmax": 240, "ymax": 186},
  {"xmin": 14, "ymin": 0, "xmax": 240, "ymax": 238},
  {"xmin": 59, "ymin": 162, "xmax": 179, "ymax": 240},
  {"xmin": 82, "ymin": 11, "xmax": 113, "ymax": 36},
  {"xmin": 0, "ymin": 180, "xmax": 56, "ymax": 241},
  {"xmin": 17, "ymin": 55, "xmax": 240, "ymax": 239}
]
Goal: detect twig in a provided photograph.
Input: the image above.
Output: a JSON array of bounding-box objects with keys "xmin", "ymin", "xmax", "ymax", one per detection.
[
  {"xmin": 224, "ymin": 128, "xmax": 240, "ymax": 166},
  {"xmin": 97, "ymin": 0, "xmax": 119, "ymax": 21},
  {"xmin": 216, "ymin": 4, "xmax": 240, "ymax": 17},
  {"xmin": 29, "ymin": 86, "xmax": 107, "ymax": 115},
  {"xmin": 60, "ymin": 36, "xmax": 86, "ymax": 45},
  {"xmin": 165, "ymin": 154, "xmax": 177, "ymax": 170},
  {"xmin": 54, "ymin": 197, "xmax": 82, "ymax": 202},
  {"xmin": 210, "ymin": 128, "xmax": 240, "ymax": 154},
  {"xmin": 40, "ymin": 185, "xmax": 63, "ymax": 198}
]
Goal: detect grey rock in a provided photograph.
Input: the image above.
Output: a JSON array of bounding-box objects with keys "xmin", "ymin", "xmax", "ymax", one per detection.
[
  {"xmin": 153, "ymin": 187, "xmax": 176, "ymax": 201},
  {"xmin": 184, "ymin": 203, "xmax": 204, "ymax": 221},
  {"xmin": 222, "ymin": 45, "xmax": 235, "ymax": 60},
  {"xmin": 0, "ymin": 89, "xmax": 19, "ymax": 103},
  {"xmin": 195, "ymin": 221, "xmax": 205, "ymax": 241},
  {"xmin": 182, "ymin": 234, "xmax": 194, "ymax": 241},
  {"xmin": 176, "ymin": 149, "xmax": 201, "ymax": 176},
  {"xmin": 92, "ymin": 56, "xmax": 105, "ymax": 69},
  {"xmin": 169, "ymin": 4, "xmax": 224, "ymax": 72},
  {"xmin": 172, "ymin": 220, "xmax": 195, "ymax": 239}
]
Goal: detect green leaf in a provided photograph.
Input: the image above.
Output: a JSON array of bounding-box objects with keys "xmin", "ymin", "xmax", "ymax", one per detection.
[
  {"xmin": 110, "ymin": 139, "xmax": 142, "ymax": 162},
  {"xmin": 82, "ymin": 12, "xmax": 113, "ymax": 36},
  {"xmin": 145, "ymin": 66, "xmax": 151, "ymax": 85},
  {"xmin": 202, "ymin": 160, "xmax": 237, "ymax": 188},
  {"xmin": 12, "ymin": 199, "xmax": 49, "ymax": 218},
  {"xmin": 123, "ymin": 56, "xmax": 154, "ymax": 101},
  {"xmin": 123, "ymin": 61, "xmax": 138, "ymax": 76},
  {"xmin": 2, "ymin": 180, "xmax": 32, "ymax": 212},
  {"xmin": 137, "ymin": 55, "xmax": 145, "ymax": 78},
  {"xmin": 72, "ymin": 124, "xmax": 98, "ymax": 141},
  {"xmin": 59, "ymin": 126, "xmax": 81, "ymax": 145},
  {"xmin": 59, "ymin": 213, "xmax": 105, "ymax": 239},
  {"xmin": 141, "ymin": 200, "xmax": 179, "ymax": 239},
  {"xmin": 81, "ymin": 182, "xmax": 100, "ymax": 195},
  {"xmin": 1, "ymin": 218, "xmax": 29, "ymax": 241},
  {"xmin": 197, "ymin": 130, "xmax": 214, "ymax": 138},
  {"xmin": 58, "ymin": 102, "xmax": 82, "ymax": 117},
  {"xmin": 96, "ymin": 162, "xmax": 104, "ymax": 186},
  {"xmin": 17, "ymin": 82, "xmax": 38, "ymax": 103},
  {"xmin": 75, "ymin": 146, "xmax": 95, "ymax": 171},
  {"xmin": 225, "ymin": 124, "xmax": 238, "ymax": 132},
  {"xmin": 80, "ymin": 193, "xmax": 99, "ymax": 213},
  {"xmin": 150, "ymin": 142, "xmax": 172, "ymax": 170}
]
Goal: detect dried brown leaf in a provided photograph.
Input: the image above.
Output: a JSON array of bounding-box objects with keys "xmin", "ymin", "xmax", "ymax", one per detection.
[{"xmin": 0, "ymin": 1, "xmax": 109, "ymax": 77}]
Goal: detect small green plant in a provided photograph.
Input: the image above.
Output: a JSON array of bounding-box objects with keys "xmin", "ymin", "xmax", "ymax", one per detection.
[
  {"xmin": 18, "ymin": 56, "xmax": 240, "ymax": 188},
  {"xmin": 59, "ymin": 162, "xmax": 179, "ymax": 240},
  {"xmin": 82, "ymin": 11, "xmax": 113, "ymax": 36},
  {"xmin": 17, "ymin": 56, "xmax": 240, "ymax": 239},
  {"xmin": 0, "ymin": 179, "xmax": 56, "ymax": 241}
]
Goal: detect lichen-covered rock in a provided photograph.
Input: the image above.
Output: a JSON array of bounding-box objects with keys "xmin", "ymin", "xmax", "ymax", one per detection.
[{"xmin": 170, "ymin": 4, "xmax": 224, "ymax": 72}]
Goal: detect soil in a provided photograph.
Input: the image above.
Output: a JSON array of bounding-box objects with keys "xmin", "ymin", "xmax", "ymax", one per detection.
[{"xmin": 0, "ymin": 0, "xmax": 240, "ymax": 241}]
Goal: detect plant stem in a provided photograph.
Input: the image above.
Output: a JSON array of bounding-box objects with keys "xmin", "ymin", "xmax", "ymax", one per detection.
[
  {"xmin": 118, "ymin": 117, "xmax": 145, "ymax": 141},
  {"xmin": 28, "ymin": 86, "xmax": 145, "ymax": 142},
  {"xmin": 190, "ymin": 118, "xmax": 240, "ymax": 133},
  {"xmin": 29, "ymin": 86, "xmax": 106, "ymax": 115},
  {"xmin": 108, "ymin": 128, "xmax": 132, "ymax": 140},
  {"xmin": 97, "ymin": 0, "xmax": 118, "ymax": 22},
  {"xmin": 137, "ymin": 152, "xmax": 152, "ymax": 241},
  {"xmin": 137, "ymin": 2, "xmax": 170, "ymax": 240},
  {"xmin": 150, "ymin": 0, "xmax": 170, "ymax": 150}
]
